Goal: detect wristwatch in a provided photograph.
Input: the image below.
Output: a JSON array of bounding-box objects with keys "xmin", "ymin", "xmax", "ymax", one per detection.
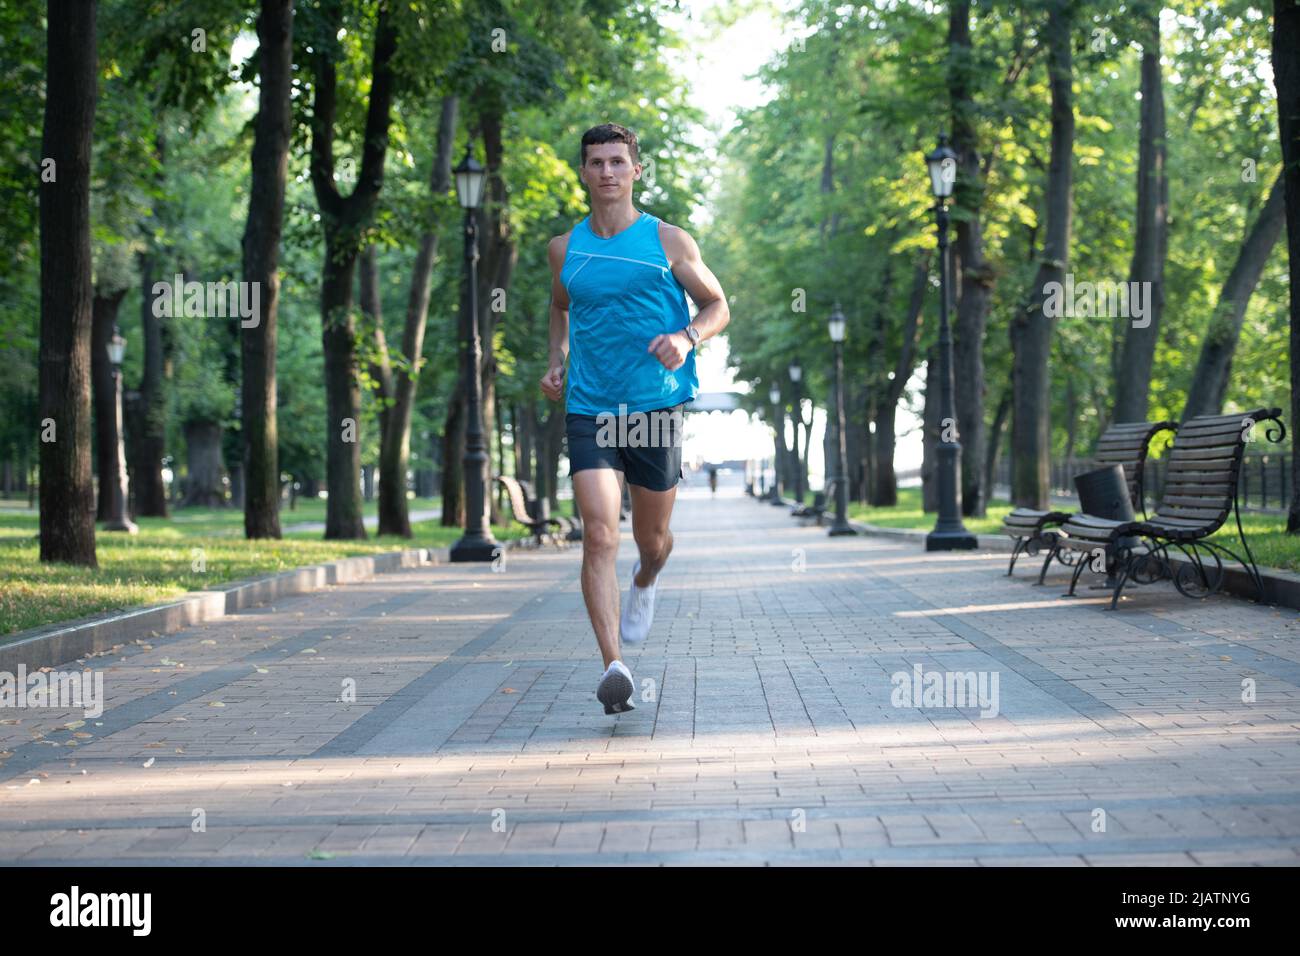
[{"xmin": 681, "ymin": 324, "xmax": 701, "ymax": 348}]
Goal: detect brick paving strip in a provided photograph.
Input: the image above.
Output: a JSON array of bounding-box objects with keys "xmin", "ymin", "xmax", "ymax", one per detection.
[{"xmin": 2, "ymin": 485, "xmax": 1299, "ymax": 866}]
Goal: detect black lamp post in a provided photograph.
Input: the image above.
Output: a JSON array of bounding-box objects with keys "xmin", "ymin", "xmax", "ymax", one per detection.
[
  {"xmin": 768, "ymin": 383, "xmax": 785, "ymax": 504},
  {"xmin": 827, "ymin": 303, "xmax": 856, "ymax": 536},
  {"xmin": 788, "ymin": 361, "xmax": 804, "ymax": 511},
  {"xmin": 450, "ymin": 146, "xmax": 498, "ymax": 562},
  {"xmin": 924, "ymin": 134, "xmax": 977, "ymax": 551},
  {"xmin": 104, "ymin": 326, "xmax": 137, "ymax": 534}
]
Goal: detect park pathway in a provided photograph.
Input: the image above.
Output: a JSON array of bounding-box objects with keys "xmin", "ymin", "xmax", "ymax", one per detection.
[{"xmin": 2, "ymin": 472, "xmax": 1300, "ymax": 865}]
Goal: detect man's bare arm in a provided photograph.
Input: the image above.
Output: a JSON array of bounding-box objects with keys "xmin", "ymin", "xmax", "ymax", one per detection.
[
  {"xmin": 662, "ymin": 223, "xmax": 729, "ymax": 344},
  {"xmin": 646, "ymin": 224, "xmax": 730, "ymax": 370},
  {"xmin": 548, "ymin": 234, "xmax": 570, "ymax": 367},
  {"xmin": 540, "ymin": 234, "xmax": 570, "ymax": 401}
]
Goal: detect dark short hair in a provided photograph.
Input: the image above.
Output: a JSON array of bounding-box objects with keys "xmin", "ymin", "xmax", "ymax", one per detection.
[{"xmin": 580, "ymin": 123, "xmax": 639, "ymax": 167}]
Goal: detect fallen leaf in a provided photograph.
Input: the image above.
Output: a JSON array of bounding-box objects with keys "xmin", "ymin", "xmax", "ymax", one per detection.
[
  {"xmin": 208, "ymin": 701, "xmax": 225, "ymax": 708},
  {"xmin": 63, "ymin": 720, "xmax": 85, "ymax": 731},
  {"xmin": 502, "ymin": 688, "xmax": 517, "ymax": 694}
]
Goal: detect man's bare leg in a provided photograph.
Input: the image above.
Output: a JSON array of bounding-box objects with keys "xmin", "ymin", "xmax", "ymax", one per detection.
[
  {"xmin": 573, "ymin": 467, "xmax": 626, "ymax": 669},
  {"xmin": 629, "ymin": 482, "xmax": 677, "ymax": 587}
]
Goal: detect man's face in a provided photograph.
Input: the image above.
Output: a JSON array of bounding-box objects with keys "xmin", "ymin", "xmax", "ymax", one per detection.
[{"xmin": 582, "ymin": 142, "xmax": 639, "ymax": 200}]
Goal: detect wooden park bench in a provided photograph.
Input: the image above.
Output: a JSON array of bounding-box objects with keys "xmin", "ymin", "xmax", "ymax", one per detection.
[
  {"xmin": 793, "ymin": 478, "xmax": 840, "ymax": 526},
  {"xmin": 1002, "ymin": 419, "xmax": 1176, "ymax": 579},
  {"xmin": 495, "ymin": 475, "xmax": 567, "ymax": 549},
  {"xmin": 516, "ymin": 478, "xmax": 577, "ymax": 537},
  {"xmin": 1040, "ymin": 407, "xmax": 1285, "ymax": 610}
]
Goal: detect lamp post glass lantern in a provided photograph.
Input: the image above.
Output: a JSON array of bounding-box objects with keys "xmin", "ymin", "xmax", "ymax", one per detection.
[
  {"xmin": 827, "ymin": 302, "xmax": 855, "ymax": 536},
  {"xmin": 107, "ymin": 329, "xmax": 126, "ymax": 366},
  {"xmin": 924, "ymin": 133, "xmax": 976, "ymax": 551},
  {"xmin": 450, "ymin": 146, "xmax": 499, "ymax": 561},
  {"xmin": 104, "ymin": 325, "xmax": 137, "ymax": 533}
]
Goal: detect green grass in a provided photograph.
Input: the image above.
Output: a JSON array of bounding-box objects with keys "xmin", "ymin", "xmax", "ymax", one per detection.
[
  {"xmin": 847, "ymin": 486, "xmax": 1012, "ymax": 536},
  {"xmin": 0, "ymin": 497, "xmax": 532, "ymax": 637},
  {"xmin": 842, "ymin": 486, "xmax": 1300, "ymax": 573}
]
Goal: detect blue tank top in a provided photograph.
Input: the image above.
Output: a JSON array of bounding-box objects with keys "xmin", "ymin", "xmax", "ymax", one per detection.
[{"xmin": 560, "ymin": 208, "xmax": 699, "ymax": 415}]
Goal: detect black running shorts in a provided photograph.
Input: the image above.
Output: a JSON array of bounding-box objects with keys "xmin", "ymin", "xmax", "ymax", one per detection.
[{"xmin": 566, "ymin": 401, "xmax": 686, "ymax": 492}]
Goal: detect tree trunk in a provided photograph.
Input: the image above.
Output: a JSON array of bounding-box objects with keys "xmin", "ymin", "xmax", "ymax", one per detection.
[
  {"xmin": 320, "ymin": 234, "xmax": 366, "ymax": 537},
  {"xmin": 1274, "ymin": 0, "xmax": 1300, "ymax": 532},
  {"xmin": 921, "ymin": 345, "xmax": 939, "ymax": 512},
  {"xmin": 871, "ymin": 401, "xmax": 899, "ymax": 506},
  {"xmin": 132, "ymin": 250, "xmax": 169, "ymax": 516},
  {"xmin": 949, "ymin": 0, "xmax": 993, "ymax": 517},
  {"xmin": 774, "ymin": 405, "xmax": 790, "ymax": 495},
  {"xmin": 440, "ymin": 389, "xmax": 465, "ymax": 527},
  {"xmin": 309, "ymin": 1, "xmax": 397, "ymax": 540},
  {"xmin": 874, "ymin": 252, "xmax": 929, "ymax": 507},
  {"xmin": 515, "ymin": 400, "xmax": 533, "ymax": 482},
  {"xmin": 541, "ymin": 403, "xmax": 564, "ymax": 510},
  {"xmin": 39, "ymin": 0, "xmax": 98, "ymax": 566},
  {"xmin": 1010, "ymin": 0, "xmax": 1073, "ymax": 509},
  {"xmin": 241, "ymin": 0, "xmax": 293, "ymax": 539},
  {"xmin": 91, "ymin": 288, "xmax": 127, "ymax": 521},
  {"xmin": 378, "ymin": 95, "xmax": 458, "ymax": 537},
  {"xmin": 984, "ymin": 384, "xmax": 1012, "ymax": 503},
  {"xmin": 1182, "ymin": 174, "xmax": 1287, "ymax": 419},
  {"xmin": 1113, "ymin": 18, "xmax": 1170, "ymax": 423},
  {"xmin": 229, "ymin": 463, "xmax": 244, "ymax": 508},
  {"xmin": 182, "ymin": 419, "xmax": 226, "ymax": 507},
  {"xmin": 476, "ymin": 109, "xmax": 516, "ymax": 529}
]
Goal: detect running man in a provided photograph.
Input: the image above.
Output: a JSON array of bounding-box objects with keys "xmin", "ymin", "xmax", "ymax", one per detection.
[{"xmin": 539, "ymin": 123, "xmax": 730, "ymax": 714}]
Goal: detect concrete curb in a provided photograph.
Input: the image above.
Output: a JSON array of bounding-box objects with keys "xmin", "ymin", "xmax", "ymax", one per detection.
[
  {"xmin": 762, "ymin": 493, "xmax": 1300, "ymax": 612},
  {"xmin": 0, "ymin": 545, "xmax": 455, "ymax": 673}
]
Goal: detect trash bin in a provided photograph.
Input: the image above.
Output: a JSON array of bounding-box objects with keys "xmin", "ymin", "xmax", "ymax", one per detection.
[
  {"xmin": 1073, "ymin": 464, "xmax": 1134, "ymax": 522},
  {"xmin": 1074, "ymin": 464, "xmax": 1140, "ymax": 576}
]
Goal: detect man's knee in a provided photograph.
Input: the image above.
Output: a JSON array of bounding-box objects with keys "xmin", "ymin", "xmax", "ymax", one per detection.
[
  {"xmin": 636, "ymin": 527, "xmax": 671, "ymax": 559},
  {"xmin": 583, "ymin": 521, "xmax": 620, "ymax": 557}
]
